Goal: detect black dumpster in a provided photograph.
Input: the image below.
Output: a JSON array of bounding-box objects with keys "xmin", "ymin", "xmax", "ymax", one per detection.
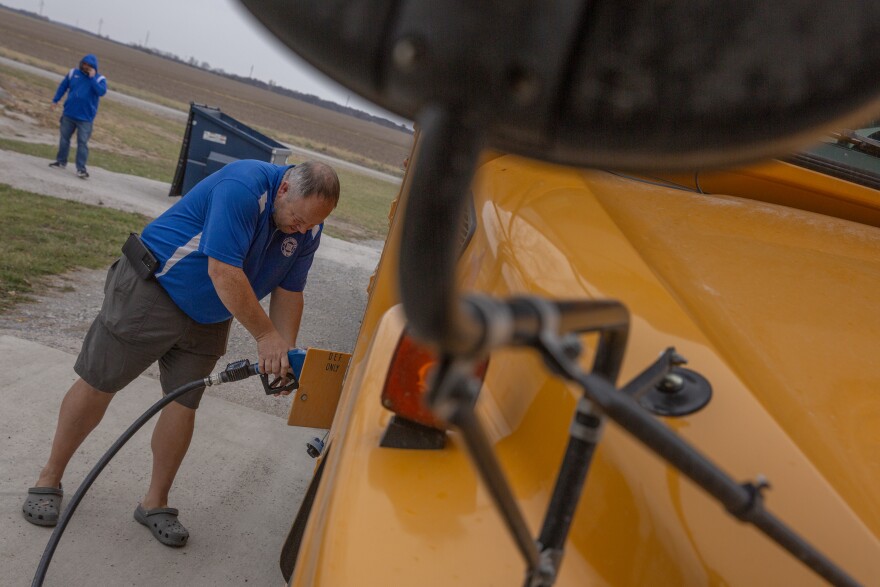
[{"xmin": 169, "ymin": 103, "xmax": 292, "ymax": 197}]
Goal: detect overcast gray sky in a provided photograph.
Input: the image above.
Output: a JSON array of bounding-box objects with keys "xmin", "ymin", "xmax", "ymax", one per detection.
[{"xmin": 2, "ymin": 0, "xmax": 409, "ymax": 123}]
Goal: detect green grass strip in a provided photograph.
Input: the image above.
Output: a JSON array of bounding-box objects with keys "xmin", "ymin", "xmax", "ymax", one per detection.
[{"xmin": 0, "ymin": 184, "xmax": 148, "ymax": 312}]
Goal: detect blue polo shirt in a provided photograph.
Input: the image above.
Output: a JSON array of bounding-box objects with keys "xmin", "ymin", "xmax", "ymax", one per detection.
[{"xmin": 141, "ymin": 160, "xmax": 322, "ymax": 324}]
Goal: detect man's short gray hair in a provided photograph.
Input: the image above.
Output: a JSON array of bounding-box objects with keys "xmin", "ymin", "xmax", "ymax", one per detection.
[{"xmin": 284, "ymin": 161, "xmax": 340, "ymax": 207}]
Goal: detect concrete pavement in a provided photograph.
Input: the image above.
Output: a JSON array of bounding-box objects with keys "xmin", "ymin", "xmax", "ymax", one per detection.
[
  {"xmin": 0, "ymin": 148, "xmax": 173, "ymax": 218},
  {"xmin": 0, "ymin": 335, "xmax": 318, "ymax": 586}
]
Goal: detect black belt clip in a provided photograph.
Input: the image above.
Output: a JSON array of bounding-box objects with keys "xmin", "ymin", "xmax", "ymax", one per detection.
[{"xmin": 122, "ymin": 232, "xmax": 159, "ymax": 279}]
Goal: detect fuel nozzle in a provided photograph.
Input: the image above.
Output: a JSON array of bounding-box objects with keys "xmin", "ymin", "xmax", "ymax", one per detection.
[
  {"xmin": 219, "ymin": 360, "xmax": 258, "ymax": 383},
  {"xmin": 205, "ymin": 349, "xmax": 307, "ymax": 393},
  {"xmin": 259, "ymin": 348, "xmax": 307, "ymax": 395},
  {"xmin": 205, "ymin": 360, "xmax": 259, "ymax": 387}
]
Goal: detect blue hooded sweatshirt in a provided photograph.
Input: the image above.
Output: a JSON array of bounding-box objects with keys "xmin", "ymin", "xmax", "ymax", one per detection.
[{"xmin": 52, "ymin": 54, "xmax": 107, "ymax": 122}]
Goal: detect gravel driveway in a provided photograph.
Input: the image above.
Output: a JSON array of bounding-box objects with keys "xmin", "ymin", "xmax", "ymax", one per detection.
[{"xmin": 0, "ymin": 148, "xmax": 383, "ymax": 419}]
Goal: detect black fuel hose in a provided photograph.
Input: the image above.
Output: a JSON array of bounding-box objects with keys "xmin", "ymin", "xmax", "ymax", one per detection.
[{"xmin": 32, "ymin": 360, "xmax": 258, "ymax": 587}]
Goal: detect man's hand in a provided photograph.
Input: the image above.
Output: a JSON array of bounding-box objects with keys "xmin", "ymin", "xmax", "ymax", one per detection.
[
  {"xmin": 256, "ymin": 329, "xmax": 291, "ymax": 380},
  {"xmin": 83, "ymin": 65, "xmax": 96, "ymax": 78},
  {"xmin": 50, "ymin": 102, "xmax": 58, "ymax": 111},
  {"xmin": 268, "ymin": 288, "xmax": 305, "ymax": 396}
]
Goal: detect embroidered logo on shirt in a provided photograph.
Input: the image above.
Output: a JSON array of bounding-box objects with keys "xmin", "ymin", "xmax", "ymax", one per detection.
[{"xmin": 281, "ymin": 236, "xmax": 298, "ymax": 257}]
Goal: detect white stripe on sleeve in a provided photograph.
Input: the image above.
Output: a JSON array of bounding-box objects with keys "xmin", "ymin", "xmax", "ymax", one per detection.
[{"xmin": 155, "ymin": 232, "xmax": 202, "ymax": 278}]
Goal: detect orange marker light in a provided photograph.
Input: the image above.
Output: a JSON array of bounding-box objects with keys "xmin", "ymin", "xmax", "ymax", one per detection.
[{"xmin": 381, "ymin": 333, "xmax": 488, "ymax": 430}]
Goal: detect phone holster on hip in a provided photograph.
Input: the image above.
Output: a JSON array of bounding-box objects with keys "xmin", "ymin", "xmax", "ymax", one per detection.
[{"xmin": 122, "ymin": 232, "xmax": 159, "ymax": 279}]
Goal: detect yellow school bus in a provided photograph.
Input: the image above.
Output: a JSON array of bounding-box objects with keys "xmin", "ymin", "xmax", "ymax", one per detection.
[{"xmin": 280, "ymin": 128, "xmax": 880, "ymax": 586}]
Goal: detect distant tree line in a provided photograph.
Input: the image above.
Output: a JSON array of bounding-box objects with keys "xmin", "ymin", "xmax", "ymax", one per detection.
[
  {"xmin": 1, "ymin": 3, "xmax": 412, "ymax": 135},
  {"xmin": 135, "ymin": 45, "xmax": 412, "ymax": 134}
]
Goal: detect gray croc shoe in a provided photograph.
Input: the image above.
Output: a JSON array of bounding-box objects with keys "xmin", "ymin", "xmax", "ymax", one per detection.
[
  {"xmin": 134, "ymin": 504, "xmax": 189, "ymax": 547},
  {"xmin": 22, "ymin": 485, "xmax": 64, "ymax": 526}
]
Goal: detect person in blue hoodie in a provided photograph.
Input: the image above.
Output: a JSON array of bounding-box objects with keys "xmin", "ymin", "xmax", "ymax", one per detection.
[{"xmin": 49, "ymin": 54, "xmax": 107, "ymax": 179}]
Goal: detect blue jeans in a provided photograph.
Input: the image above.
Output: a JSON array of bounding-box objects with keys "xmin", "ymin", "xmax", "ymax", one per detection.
[{"xmin": 55, "ymin": 115, "xmax": 93, "ymax": 172}]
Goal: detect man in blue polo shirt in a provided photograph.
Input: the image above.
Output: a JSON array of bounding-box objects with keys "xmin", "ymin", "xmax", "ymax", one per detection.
[
  {"xmin": 49, "ymin": 53, "xmax": 108, "ymax": 179},
  {"xmin": 22, "ymin": 160, "xmax": 339, "ymax": 547}
]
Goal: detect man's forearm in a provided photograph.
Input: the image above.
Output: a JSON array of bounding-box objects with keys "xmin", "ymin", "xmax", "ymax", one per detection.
[
  {"xmin": 207, "ymin": 258, "xmax": 274, "ymax": 339},
  {"xmin": 270, "ymin": 289, "xmax": 304, "ymax": 347},
  {"xmin": 208, "ymin": 257, "xmax": 293, "ymax": 377}
]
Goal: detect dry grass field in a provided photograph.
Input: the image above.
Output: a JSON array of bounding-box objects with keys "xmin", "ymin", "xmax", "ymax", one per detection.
[{"xmin": 0, "ymin": 6, "xmax": 412, "ymax": 171}]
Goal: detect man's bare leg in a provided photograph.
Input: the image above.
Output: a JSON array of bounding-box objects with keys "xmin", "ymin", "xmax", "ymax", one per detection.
[
  {"xmin": 36, "ymin": 378, "xmax": 114, "ymax": 488},
  {"xmin": 141, "ymin": 401, "xmax": 196, "ymax": 509}
]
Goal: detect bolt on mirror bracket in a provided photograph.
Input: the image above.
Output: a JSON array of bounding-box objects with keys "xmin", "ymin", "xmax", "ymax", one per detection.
[{"xmin": 620, "ymin": 347, "xmax": 713, "ymax": 417}]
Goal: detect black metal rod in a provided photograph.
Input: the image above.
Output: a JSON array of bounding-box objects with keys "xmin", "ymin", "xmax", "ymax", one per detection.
[
  {"xmin": 536, "ymin": 405, "xmax": 602, "ymax": 553},
  {"xmin": 451, "ymin": 297, "xmax": 632, "ymax": 584},
  {"xmin": 448, "ymin": 400, "xmax": 542, "ymax": 571},
  {"xmin": 503, "ymin": 298, "xmax": 629, "ymax": 352},
  {"xmin": 566, "ymin": 368, "xmax": 860, "ymax": 587},
  {"xmin": 399, "ymin": 106, "xmax": 487, "ymax": 355},
  {"xmin": 519, "ymin": 298, "xmax": 629, "ymax": 563}
]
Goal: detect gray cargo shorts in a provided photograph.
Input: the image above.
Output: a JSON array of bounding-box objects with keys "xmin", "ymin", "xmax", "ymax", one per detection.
[{"xmin": 74, "ymin": 256, "xmax": 231, "ymax": 409}]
